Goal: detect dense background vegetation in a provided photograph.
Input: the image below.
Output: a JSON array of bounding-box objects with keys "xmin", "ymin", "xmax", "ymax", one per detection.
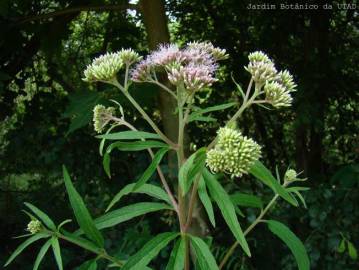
[{"xmin": 1, "ymin": 0, "xmax": 358, "ymax": 269}]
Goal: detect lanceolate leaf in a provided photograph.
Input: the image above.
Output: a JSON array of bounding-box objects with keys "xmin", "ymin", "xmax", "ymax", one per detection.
[
  {"xmin": 266, "ymin": 220, "xmax": 310, "ymax": 270},
  {"xmin": 106, "ymin": 140, "xmax": 168, "ymax": 153},
  {"xmin": 133, "ymin": 147, "xmax": 169, "ymax": 190},
  {"xmin": 203, "ymin": 169, "xmax": 251, "ymax": 257},
  {"xmin": 198, "ymin": 177, "xmax": 216, "ymax": 227},
  {"xmin": 51, "ymin": 237, "xmax": 63, "ymax": 270},
  {"xmin": 121, "ymin": 232, "xmax": 178, "ymax": 270},
  {"xmin": 188, "ymin": 102, "xmax": 237, "ymax": 122},
  {"xmin": 62, "ymin": 166, "xmax": 104, "ymax": 247},
  {"xmin": 179, "ymin": 148, "xmax": 206, "ymax": 195},
  {"xmin": 24, "ymin": 202, "xmax": 56, "ymax": 231},
  {"xmin": 97, "ymin": 131, "xmax": 161, "ymax": 141},
  {"xmin": 76, "ymin": 202, "xmax": 172, "ymax": 234},
  {"xmin": 33, "ymin": 239, "xmax": 52, "ymax": 270},
  {"xmin": 230, "ymin": 193, "xmax": 263, "ymax": 209},
  {"xmin": 165, "ymin": 238, "xmax": 185, "ymax": 270},
  {"xmin": 60, "ymin": 231, "xmax": 102, "ymax": 254},
  {"xmin": 190, "ymin": 235, "xmax": 219, "ymax": 270},
  {"xmin": 4, "ymin": 232, "xmax": 49, "ymax": 267},
  {"xmin": 106, "ymin": 183, "xmax": 171, "ymax": 212},
  {"xmin": 78, "ymin": 259, "xmax": 98, "ymax": 270},
  {"xmin": 249, "ymin": 161, "xmax": 298, "ymax": 206}
]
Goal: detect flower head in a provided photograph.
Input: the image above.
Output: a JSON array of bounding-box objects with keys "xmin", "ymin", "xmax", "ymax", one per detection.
[
  {"xmin": 83, "ymin": 52, "xmax": 124, "ymax": 82},
  {"xmin": 186, "ymin": 41, "xmax": 228, "ymax": 61},
  {"xmin": 284, "ymin": 169, "xmax": 298, "ymax": 182},
  {"xmin": 246, "ymin": 61, "xmax": 277, "ymax": 84},
  {"xmin": 27, "ymin": 220, "xmax": 42, "ymax": 234},
  {"xmin": 277, "ymin": 70, "xmax": 297, "ymax": 92},
  {"xmin": 264, "ymin": 81, "xmax": 293, "ymax": 108},
  {"xmin": 118, "ymin": 48, "xmax": 142, "ymax": 66},
  {"xmin": 206, "ymin": 127, "xmax": 261, "ymax": 178},
  {"xmin": 150, "ymin": 44, "xmax": 185, "ymax": 67},
  {"xmin": 93, "ymin": 105, "xmax": 115, "ymax": 133},
  {"xmin": 248, "ymin": 51, "xmax": 271, "ymax": 63},
  {"xmin": 130, "ymin": 58, "xmax": 154, "ymax": 82}
]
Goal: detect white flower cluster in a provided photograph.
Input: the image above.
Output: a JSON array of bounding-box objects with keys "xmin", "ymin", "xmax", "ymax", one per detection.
[
  {"xmin": 93, "ymin": 105, "xmax": 115, "ymax": 133},
  {"xmin": 284, "ymin": 169, "xmax": 298, "ymax": 182},
  {"xmin": 83, "ymin": 50, "xmax": 141, "ymax": 82},
  {"xmin": 27, "ymin": 220, "xmax": 42, "ymax": 234},
  {"xmin": 206, "ymin": 127, "xmax": 261, "ymax": 178},
  {"xmin": 246, "ymin": 51, "xmax": 297, "ymax": 108}
]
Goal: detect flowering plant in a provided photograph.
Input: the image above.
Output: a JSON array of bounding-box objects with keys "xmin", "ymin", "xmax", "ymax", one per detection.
[{"xmin": 6, "ymin": 43, "xmax": 309, "ymax": 270}]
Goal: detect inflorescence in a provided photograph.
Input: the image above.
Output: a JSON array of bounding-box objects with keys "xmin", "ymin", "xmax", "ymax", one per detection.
[
  {"xmin": 93, "ymin": 105, "xmax": 116, "ymax": 133},
  {"xmin": 245, "ymin": 51, "xmax": 297, "ymax": 108},
  {"xmin": 27, "ymin": 220, "xmax": 42, "ymax": 234},
  {"xmin": 206, "ymin": 127, "xmax": 261, "ymax": 178}
]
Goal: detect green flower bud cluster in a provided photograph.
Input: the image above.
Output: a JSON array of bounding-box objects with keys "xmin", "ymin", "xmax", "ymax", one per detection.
[
  {"xmin": 245, "ymin": 57, "xmax": 277, "ymax": 85},
  {"xmin": 83, "ymin": 52, "xmax": 124, "ymax": 82},
  {"xmin": 93, "ymin": 105, "xmax": 115, "ymax": 133},
  {"xmin": 118, "ymin": 48, "xmax": 142, "ymax": 66},
  {"xmin": 284, "ymin": 169, "xmax": 298, "ymax": 182},
  {"xmin": 206, "ymin": 127, "xmax": 261, "ymax": 178},
  {"xmin": 264, "ymin": 81, "xmax": 293, "ymax": 108},
  {"xmin": 27, "ymin": 220, "xmax": 42, "ymax": 234}
]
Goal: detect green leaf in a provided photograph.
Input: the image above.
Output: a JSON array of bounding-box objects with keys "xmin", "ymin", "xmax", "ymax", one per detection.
[
  {"xmin": 62, "ymin": 166, "xmax": 104, "ymax": 247},
  {"xmin": 33, "ymin": 239, "xmax": 52, "ymax": 270},
  {"xmin": 348, "ymin": 241, "xmax": 358, "ymax": 260},
  {"xmin": 24, "ymin": 202, "xmax": 56, "ymax": 231},
  {"xmin": 106, "ymin": 183, "xmax": 171, "ymax": 212},
  {"xmin": 97, "ymin": 131, "xmax": 161, "ymax": 141},
  {"xmin": 337, "ymin": 239, "xmax": 346, "ymax": 253},
  {"xmin": 133, "ymin": 147, "xmax": 169, "ymax": 190},
  {"xmin": 230, "ymin": 193, "xmax": 263, "ymax": 209},
  {"xmin": 99, "ymin": 124, "xmax": 119, "ymax": 156},
  {"xmin": 190, "ymin": 235, "xmax": 219, "ymax": 270},
  {"xmin": 203, "ymin": 169, "xmax": 251, "ymax": 257},
  {"xmin": 121, "ymin": 232, "xmax": 178, "ymax": 270},
  {"xmin": 103, "ymin": 153, "xmax": 111, "ymax": 178},
  {"xmin": 266, "ymin": 220, "xmax": 310, "ymax": 270},
  {"xmin": 106, "ymin": 140, "xmax": 168, "ymax": 152},
  {"xmin": 51, "ymin": 237, "xmax": 63, "ymax": 270},
  {"xmin": 4, "ymin": 232, "xmax": 49, "ymax": 267},
  {"xmin": 77, "ymin": 202, "xmax": 172, "ymax": 233},
  {"xmin": 166, "ymin": 238, "xmax": 185, "ymax": 270},
  {"xmin": 77, "ymin": 259, "xmax": 98, "ymax": 270},
  {"xmin": 249, "ymin": 161, "xmax": 298, "ymax": 206},
  {"xmin": 188, "ymin": 115, "xmax": 217, "ymax": 123},
  {"xmin": 189, "ymin": 102, "xmax": 237, "ymax": 122},
  {"xmin": 179, "ymin": 148, "xmax": 206, "ymax": 195},
  {"xmin": 198, "ymin": 177, "xmax": 216, "ymax": 227},
  {"xmin": 60, "ymin": 231, "xmax": 102, "ymax": 254}
]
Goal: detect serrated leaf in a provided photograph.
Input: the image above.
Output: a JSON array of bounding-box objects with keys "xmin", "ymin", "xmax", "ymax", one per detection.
[
  {"xmin": 266, "ymin": 220, "xmax": 310, "ymax": 270},
  {"xmin": 203, "ymin": 169, "xmax": 251, "ymax": 257},
  {"xmin": 230, "ymin": 193, "xmax": 263, "ymax": 209},
  {"xmin": 76, "ymin": 202, "xmax": 172, "ymax": 234},
  {"xmin": 249, "ymin": 161, "xmax": 298, "ymax": 206},
  {"xmin": 348, "ymin": 241, "xmax": 358, "ymax": 260},
  {"xmin": 62, "ymin": 166, "xmax": 104, "ymax": 247},
  {"xmin": 121, "ymin": 232, "xmax": 178, "ymax": 270},
  {"xmin": 51, "ymin": 237, "xmax": 63, "ymax": 270},
  {"xmin": 33, "ymin": 239, "xmax": 52, "ymax": 270},
  {"xmin": 179, "ymin": 148, "xmax": 206, "ymax": 195},
  {"xmin": 198, "ymin": 177, "xmax": 216, "ymax": 227},
  {"xmin": 106, "ymin": 183, "xmax": 171, "ymax": 212},
  {"xmin": 4, "ymin": 233, "xmax": 49, "ymax": 267},
  {"xmin": 133, "ymin": 147, "xmax": 169, "ymax": 190},
  {"xmin": 97, "ymin": 131, "xmax": 161, "ymax": 141},
  {"xmin": 190, "ymin": 235, "xmax": 219, "ymax": 270},
  {"xmin": 166, "ymin": 238, "xmax": 185, "ymax": 270},
  {"xmin": 24, "ymin": 202, "xmax": 56, "ymax": 231}
]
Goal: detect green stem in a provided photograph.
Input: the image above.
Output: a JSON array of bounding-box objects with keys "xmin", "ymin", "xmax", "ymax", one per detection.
[
  {"xmin": 218, "ymin": 194, "xmax": 279, "ymax": 269},
  {"xmin": 184, "ymin": 173, "xmax": 201, "ymax": 231}
]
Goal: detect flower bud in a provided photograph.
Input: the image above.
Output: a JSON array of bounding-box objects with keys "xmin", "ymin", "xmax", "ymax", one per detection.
[
  {"xmin": 27, "ymin": 220, "xmax": 42, "ymax": 234},
  {"xmin": 245, "ymin": 61, "xmax": 277, "ymax": 84},
  {"xmin": 264, "ymin": 81, "xmax": 293, "ymax": 108},
  {"xmin": 284, "ymin": 169, "xmax": 298, "ymax": 182},
  {"xmin": 248, "ymin": 51, "xmax": 271, "ymax": 63},
  {"xmin": 206, "ymin": 127, "xmax": 261, "ymax": 178},
  {"xmin": 83, "ymin": 52, "xmax": 124, "ymax": 82},
  {"xmin": 93, "ymin": 105, "xmax": 115, "ymax": 133},
  {"xmin": 118, "ymin": 49, "xmax": 142, "ymax": 66},
  {"xmin": 277, "ymin": 70, "xmax": 297, "ymax": 91}
]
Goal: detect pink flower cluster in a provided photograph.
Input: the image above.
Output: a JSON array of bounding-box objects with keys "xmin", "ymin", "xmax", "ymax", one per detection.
[{"xmin": 131, "ymin": 41, "xmax": 228, "ymax": 92}]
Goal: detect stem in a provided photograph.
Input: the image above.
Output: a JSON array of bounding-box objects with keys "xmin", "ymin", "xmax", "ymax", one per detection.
[
  {"xmin": 218, "ymin": 194, "xmax": 279, "ymax": 269},
  {"xmin": 184, "ymin": 174, "xmax": 201, "ymax": 231},
  {"xmin": 150, "ymin": 79, "xmax": 178, "ymax": 100},
  {"xmin": 111, "ymin": 80, "xmax": 177, "ymax": 149},
  {"xmin": 110, "ymin": 116, "xmax": 179, "ymax": 213}
]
